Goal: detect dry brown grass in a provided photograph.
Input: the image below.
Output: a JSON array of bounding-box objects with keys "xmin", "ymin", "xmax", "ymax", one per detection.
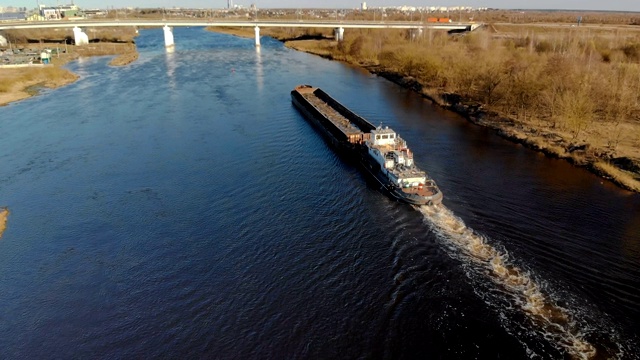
[
  {"xmin": 0, "ymin": 208, "xmax": 8, "ymax": 239},
  {"xmin": 2, "ymin": 27, "xmax": 137, "ymax": 44},
  {"xmin": 0, "ymin": 66, "xmax": 77, "ymax": 89},
  {"xmin": 1, "ymin": 40, "xmax": 137, "ymax": 105},
  {"xmin": 284, "ymin": 39, "xmax": 335, "ymax": 57},
  {"xmin": 469, "ymin": 10, "xmax": 640, "ymax": 25},
  {"xmin": 72, "ymin": 42, "xmax": 137, "ymax": 57},
  {"xmin": 593, "ymin": 161, "xmax": 640, "ymax": 191},
  {"xmin": 0, "ymin": 66, "xmax": 78, "ymax": 105},
  {"xmin": 109, "ymin": 51, "xmax": 139, "ymax": 66}
]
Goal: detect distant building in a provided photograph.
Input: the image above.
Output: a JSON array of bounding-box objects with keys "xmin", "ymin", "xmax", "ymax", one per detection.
[
  {"xmin": 227, "ymin": 0, "xmax": 233, "ymax": 9},
  {"xmin": 39, "ymin": 4, "xmax": 82, "ymax": 20},
  {"xmin": 41, "ymin": 7, "xmax": 61, "ymax": 20},
  {"xmin": 84, "ymin": 9, "xmax": 106, "ymax": 17},
  {"xmin": 361, "ymin": 2, "xmax": 367, "ymax": 10},
  {"xmin": 26, "ymin": 13, "xmax": 45, "ymax": 21}
]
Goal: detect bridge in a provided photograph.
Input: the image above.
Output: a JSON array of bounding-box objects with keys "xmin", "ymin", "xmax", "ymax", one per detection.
[{"xmin": 0, "ymin": 19, "xmax": 483, "ymax": 48}]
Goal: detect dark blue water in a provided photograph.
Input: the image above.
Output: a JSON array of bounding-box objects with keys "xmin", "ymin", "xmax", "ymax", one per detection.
[{"xmin": 1, "ymin": 27, "xmax": 639, "ymax": 359}]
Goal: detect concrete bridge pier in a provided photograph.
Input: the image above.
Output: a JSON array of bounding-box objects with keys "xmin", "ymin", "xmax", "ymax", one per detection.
[
  {"xmin": 409, "ymin": 27, "xmax": 423, "ymax": 41},
  {"xmin": 163, "ymin": 25, "xmax": 175, "ymax": 48},
  {"xmin": 254, "ymin": 26, "xmax": 260, "ymax": 47},
  {"xmin": 72, "ymin": 26, "xmax": 89, "ymax": 46},
  {"xmin": 333, "ymin": 27, "xmax": 344, "ymax": 41}
]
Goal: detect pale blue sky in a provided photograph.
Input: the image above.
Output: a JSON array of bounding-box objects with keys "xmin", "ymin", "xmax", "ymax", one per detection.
[{"xmin": 2, "ymin": 0, "xmax": 639, "ymax": 12}]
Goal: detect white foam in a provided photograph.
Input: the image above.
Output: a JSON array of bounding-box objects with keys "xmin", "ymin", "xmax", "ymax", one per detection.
[{"xmin": 418, "ymin": 204, "xmax": 597, "ymax": 359}]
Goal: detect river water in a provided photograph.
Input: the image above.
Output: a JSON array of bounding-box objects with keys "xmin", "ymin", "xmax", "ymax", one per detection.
[{"xmin": 0, "ymin": 27, "xmax": 639, "ymax": 359}]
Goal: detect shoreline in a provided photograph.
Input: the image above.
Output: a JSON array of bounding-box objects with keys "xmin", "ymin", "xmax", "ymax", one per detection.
[
  {"xmin": 0, "ymin": 69, "xmax": 80, "ymax": 107},
  {"xmin": 364, "ymin": 67, "xmax": 640, "ymax": 193},
  {"xmin": 0, "ymin": 43, "xmax": 139, "ymax": 107},
  {"xmin": 277, "ymin": 37, "xmax": 640, "ymax": 194},
  {"xmin": 0, "ymin": 208, "xmax": 8, "ymax": 238},
  {"xmin": 109, "ymin": 51, "xmax": 139, "ymax": 66}
]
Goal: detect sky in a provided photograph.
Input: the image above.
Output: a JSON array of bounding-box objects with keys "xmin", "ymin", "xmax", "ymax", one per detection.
[{"xmin": 2, "ymin": 0, "xmax": 640, "ymax": 12}]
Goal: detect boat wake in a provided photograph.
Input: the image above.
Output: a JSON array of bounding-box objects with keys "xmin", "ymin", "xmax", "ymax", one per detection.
[{"xmin": 418, "ymin": 204, "xmax": 601, "ymax": 359}]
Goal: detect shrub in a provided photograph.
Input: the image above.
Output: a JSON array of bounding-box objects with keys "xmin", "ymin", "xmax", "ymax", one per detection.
[
  {"xmin": 349, "ymin": 35, "xmax": 365, "ymax": 57},
  {"xmin": 621, "ymin": 43, "xmax": 640, "ymax": 62},
  {"xmin": 535, "ymin": 40, "xmax": 553, "ymax": 53}
]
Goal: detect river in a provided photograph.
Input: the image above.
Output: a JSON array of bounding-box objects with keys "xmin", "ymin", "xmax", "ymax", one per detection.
[{"xmin": 0, "ymin": 27, "xmax": 638, "ymax": 359}]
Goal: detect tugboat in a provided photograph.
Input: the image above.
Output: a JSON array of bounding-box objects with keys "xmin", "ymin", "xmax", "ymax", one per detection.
[{"xmin": 291, "ymin": 85, "xmax": 443, "ymax": 206}]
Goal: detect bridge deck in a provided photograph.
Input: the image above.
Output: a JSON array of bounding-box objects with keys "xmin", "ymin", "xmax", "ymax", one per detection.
[{"xmin": 0, "ymin": 19, "xmax": 481, "ymax": 31}]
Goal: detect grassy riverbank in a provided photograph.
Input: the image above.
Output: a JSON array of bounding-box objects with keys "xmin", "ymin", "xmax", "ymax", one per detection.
[
  {"xmin": 211, "ymin": 25, "xmax": 640, "ymax": 192},
  {"xmin": 0, "ymin": 65, "xmax": 78, "ymax": 105},
  {"xmin": 0, "ymin": 28, "xmax": 139, "ymax": 106}
]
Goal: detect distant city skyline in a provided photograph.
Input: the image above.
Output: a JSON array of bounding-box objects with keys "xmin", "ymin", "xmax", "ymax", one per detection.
[{"xmin": 1, "ymin": 0, "xmax": 639, "ymax": 12}]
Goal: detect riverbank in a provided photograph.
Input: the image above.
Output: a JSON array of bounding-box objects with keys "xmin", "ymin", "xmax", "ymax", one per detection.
[
  {"xmin": 363, "ymin": 65, "xmax": 640, "ymax": 193},
  {"xmin": 0, "ymin": 65, "xmax": 78, "ymax": 106},
  {"xmin": 0, "ymin": 208, "xmax": 8, "ymax": 238},
  {"xmin": 0, "ymin": 41, "xmax": 138, "ymax": 107},
  {"xmin": 209, "ymin": 26, "xmax": 640, "ymax": 193}
]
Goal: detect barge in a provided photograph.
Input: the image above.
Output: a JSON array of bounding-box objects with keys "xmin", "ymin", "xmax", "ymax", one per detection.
[{"xmin": 291, "ymin": 85, "xmax": 443, "ymax": 206}]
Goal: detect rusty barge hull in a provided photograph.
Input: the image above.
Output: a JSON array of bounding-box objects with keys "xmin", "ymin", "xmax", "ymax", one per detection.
[{"xmin": 291, "ymin": 85, "xmax": 375, "ymax": 151}]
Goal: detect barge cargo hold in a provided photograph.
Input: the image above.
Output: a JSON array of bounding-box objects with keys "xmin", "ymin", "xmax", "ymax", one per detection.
[{"xmin": 291, "ymin": 85, "xmax": 443, "ymax": 206}]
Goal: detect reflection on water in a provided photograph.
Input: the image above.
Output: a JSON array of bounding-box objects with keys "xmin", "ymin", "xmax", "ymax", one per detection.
[
  {"xmin": 255, "ymin": 46, "xmax": 263, "ymax": 91},
  {"xmin": 165, "ymin": 51, "xmax": 176, "ymax": 89}
]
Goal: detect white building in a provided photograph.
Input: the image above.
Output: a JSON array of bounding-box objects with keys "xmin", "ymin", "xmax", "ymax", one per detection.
[
  {"xmin": 361, "ymin": 2, "xmax": 367, "ymax": 10},
  {"xmin": 39, "ymin": 4, "xmax": 80, "ymax": 20},
  {"xmin": 41, "ymin": 7, "xmax": 62, "ymax": 20}
]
